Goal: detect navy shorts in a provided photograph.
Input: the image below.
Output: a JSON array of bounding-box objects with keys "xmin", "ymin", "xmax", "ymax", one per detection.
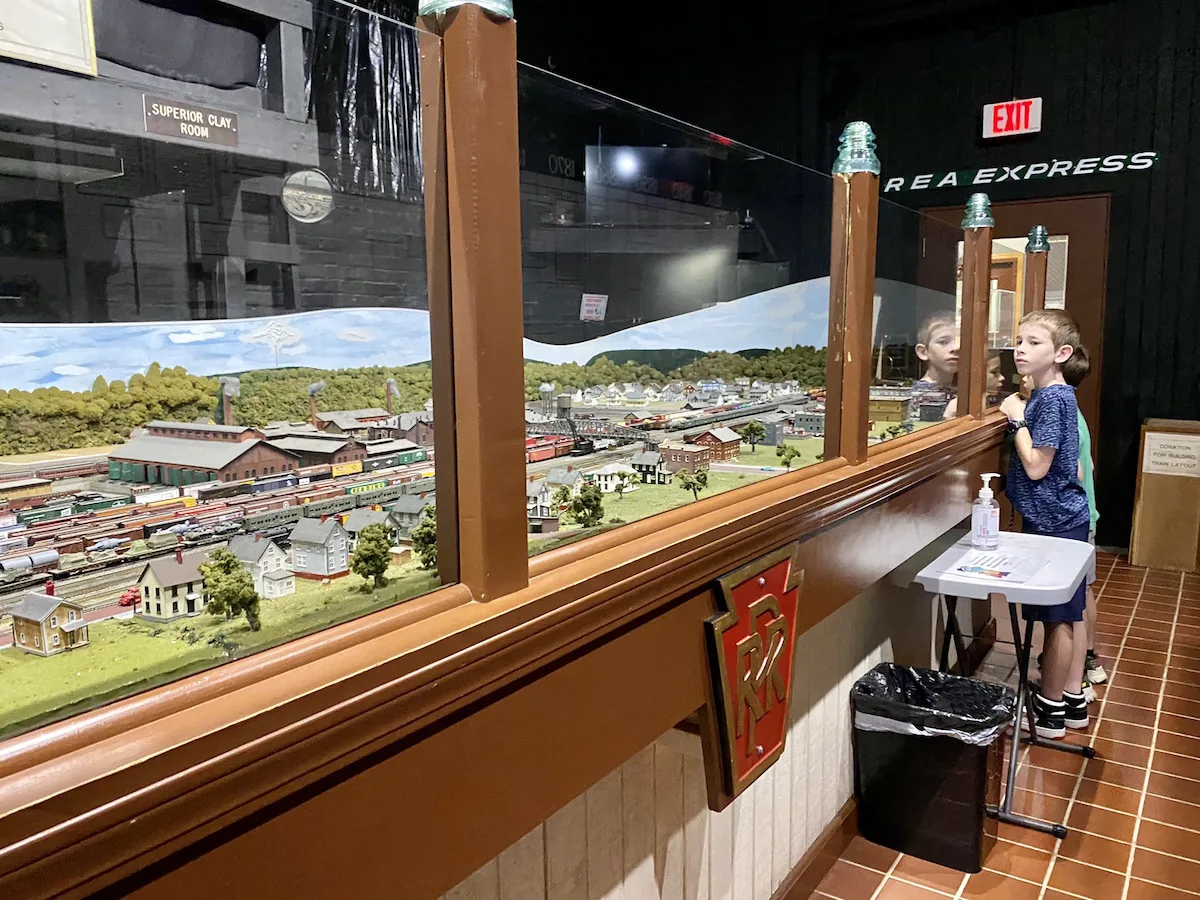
[{"xmin": 1020, "ymin": 520, "xmax": 1090, "ymax": 624}]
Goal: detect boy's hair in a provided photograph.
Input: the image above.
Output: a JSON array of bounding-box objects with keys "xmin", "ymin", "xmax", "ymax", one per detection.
[
  {"xmin": 1062, "ymin": 342, "xmax": 1091, "ymax": 387},
  {"xmin": 917, "ymin": 311, "xmax": 956, "ymax": 347},
  {"xmin": 1019, "ymin": 308, "xmax": 1082, "ymax": 349}
]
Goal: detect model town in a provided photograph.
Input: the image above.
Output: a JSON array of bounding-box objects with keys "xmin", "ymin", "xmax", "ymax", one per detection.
[{"xmin": 0, "ymin": 355, "xmax": 931, "ymax": 734}]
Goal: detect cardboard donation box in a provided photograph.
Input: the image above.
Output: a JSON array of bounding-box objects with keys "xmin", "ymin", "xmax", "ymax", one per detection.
[{"xmin": 1130, "ymin": 419, "xmax": 1200, "ymax": 572}]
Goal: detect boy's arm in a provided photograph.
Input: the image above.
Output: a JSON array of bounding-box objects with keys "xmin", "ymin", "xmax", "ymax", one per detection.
[{"xmin": 1012, "ymin": 427, "xmax": 1056, "ymax": 480}]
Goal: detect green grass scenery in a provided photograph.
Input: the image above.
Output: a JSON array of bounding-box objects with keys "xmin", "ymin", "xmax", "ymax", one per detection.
[{"xmin": 0, "ymin": 562, "xmax": 438, "ymax": 737}]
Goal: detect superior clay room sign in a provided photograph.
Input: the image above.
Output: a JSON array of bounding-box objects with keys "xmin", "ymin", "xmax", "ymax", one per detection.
[
  {"xmin": 883, "ymin": 151, "xmax": 1158, "ymax": 193},
  {"xmin": 0, "ymin": 0, "xmax": 97, "ymax": 75},
  {"xmin": 143, "ymin": 96, "xmax": 239, "ymax": 148}
]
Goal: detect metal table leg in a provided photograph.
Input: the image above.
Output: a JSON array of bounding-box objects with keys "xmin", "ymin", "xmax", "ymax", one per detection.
[
  {"xmin": 993, "ymin": 604, "xmax": 1095, "ymax": 839},
  {"xmin": 939, "ymin": 594, "xmax": 970, "ymax": 673}
]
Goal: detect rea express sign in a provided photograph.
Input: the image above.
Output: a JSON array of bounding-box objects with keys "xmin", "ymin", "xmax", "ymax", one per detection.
[{"xmin": 984, "ymin": 98, "xmax": 1043, "ymax": 138}]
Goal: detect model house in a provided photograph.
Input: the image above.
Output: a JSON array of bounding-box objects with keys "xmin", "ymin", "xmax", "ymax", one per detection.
[
  {"xmin": 343, "ymin": 508, "xmax": 401, "ymax": 549},
  {"xmin": 688, "ymin": 427, "xmax": 742, "ymax": 461},
  {"xmin": 544, "ymin": 467, "xmax": 583, "ymax": 498},
  {"xmin": 390, "ymin": 496, "xmax": 431, "ymax": 540},
  {"xmin": 588, "ymin": 463, "xmax": 639, "ymax": 495},
  {"xmin": 630, "ymin": 450, "xmax": 673, "ymax": 485},
  {"xmin": 289, "ymin": 518, "xmax": 351, "ymax": 579},
  {"xmin": 227, "ymin": 534, "xmax": 295, "ymax": 598},
  {"xmin": 526, "ymin": 481, "xmax": 556, "ymax": 519},
  {"xmin": 138, "ymin": 549, "xmax": 209, "ymax": 620},
  {"xmin": 8, "ymin": 589, "xmax": 88, "ymax": 656},
  {"xmin": 658, "ymin": 442, "xmax": 712, "ymax": 474}
]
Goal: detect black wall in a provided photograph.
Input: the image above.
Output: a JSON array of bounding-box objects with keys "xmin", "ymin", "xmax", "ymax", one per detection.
[{"xmin": 515, "ymin": 0, "xmax": 1200, "ymax": 548}]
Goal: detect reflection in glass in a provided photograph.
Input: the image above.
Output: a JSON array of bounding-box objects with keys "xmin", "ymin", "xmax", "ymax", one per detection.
[
  {"xmin": 0, "ymin": 5, "xmax": 440, "ymax": 739},
  {"xmin": 869, "ymin": 200, "xmax": 961, "ymax": 442},
  {"xmin": 518, "ymin": 66, "xmax": 832, "ymax": 554}
]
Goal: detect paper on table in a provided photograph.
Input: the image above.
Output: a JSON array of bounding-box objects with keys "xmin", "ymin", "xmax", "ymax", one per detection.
[{"xmin": 944, "ymin": 551, "xmax": 1048, "ymax": 584}]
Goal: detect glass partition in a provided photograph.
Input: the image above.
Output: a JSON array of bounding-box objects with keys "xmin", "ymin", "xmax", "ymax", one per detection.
[
  {"xmin": 0, "ymin": 6, "xmax": 443, "ymax": 738},
  {"xmin": 869, "ymin": 198, "xmax": 962, "ymax": 443},
  {"xmin": 517, "ymin": 66, "xmax": 832, "ymax": 555}
]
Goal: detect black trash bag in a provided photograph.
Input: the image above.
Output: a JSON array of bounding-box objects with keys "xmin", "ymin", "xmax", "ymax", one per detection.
[{"xmin": 851, "ymin": 663, "xmax": 1015, "ymax": 746}]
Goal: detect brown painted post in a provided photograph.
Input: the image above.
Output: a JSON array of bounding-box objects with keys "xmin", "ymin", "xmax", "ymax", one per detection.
[
  {"xmin": 417, "ymin": 20, "xmax": 459, "ymax": 584},
  {"xmin": 958, "ymin": 194, "xmax": 993, "ymax": 420},
  {"xmin": 421, "ymin": 3, "xmax": 528, "ymax": 600},
  {"xmin": 1023, "ymin": 225, "xmax": 1050, "ymax": 314},
  {"xmin": 823, "ymin": 122, "xmax": 880, "ymax": 466}
]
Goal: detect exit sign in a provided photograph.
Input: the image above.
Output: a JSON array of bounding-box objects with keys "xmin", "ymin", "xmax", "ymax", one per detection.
[{"xmin": 983, "ymin": 98, "xmax": 1043, "ymax": 139}]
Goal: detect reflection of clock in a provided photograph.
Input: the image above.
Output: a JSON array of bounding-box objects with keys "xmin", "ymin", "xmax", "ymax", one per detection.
[{"xmin": 281, "ymin": 169, "xmax": 335, "ymax": 224}]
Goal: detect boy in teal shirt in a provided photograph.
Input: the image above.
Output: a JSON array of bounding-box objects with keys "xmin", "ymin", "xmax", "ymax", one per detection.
[{"xmin": 1064, "ymin": 345, "xmax": 1106, "ymax": 691}]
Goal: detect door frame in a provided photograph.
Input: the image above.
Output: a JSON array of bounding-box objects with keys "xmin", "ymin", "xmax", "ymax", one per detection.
[{"xmin": 922, "ymin": 195, "xmax": 1111, "ymax": 444}]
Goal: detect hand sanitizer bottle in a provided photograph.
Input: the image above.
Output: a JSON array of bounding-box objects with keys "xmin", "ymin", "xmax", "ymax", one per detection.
[{"xmin": 972, "ymin": 473, "xmax": 1001, "ymax": 550}]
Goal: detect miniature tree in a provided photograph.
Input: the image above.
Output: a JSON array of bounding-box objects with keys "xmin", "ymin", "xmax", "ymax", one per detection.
[
  {"xmin": 410, "ymin": 507, "xmax": 439, "ymax": 571},
  {"xmin": 614, "ymin": 472, "xmax": 633, "ymax": 500},
  {"xmin": 351, "ymin": 523, "xmax": 392, "ymax": 590},
  {"xmin": 569, "ymin": 483, "xmax": 605, "ymax": 527},
  {"xmin": 552, "ymin": 485, "xmax": 573, "ymax": 510},
  {"xmin": 200, "ymin": 548, "xmax": 262, "ymax": 632},
  {"xmin": 776, "ymin": 444, "xmax": 801, "ymax": 470},
  {"xmin": 677, "ymin": 469, "xmax": 709, "ymax": 501},
  {"xmin": 887, "ymin": 423, "xmax": 903, "ymax": 439},
  {"xmin": 741, "ymin": 420, "xmax": 766, "ymax": 452}
]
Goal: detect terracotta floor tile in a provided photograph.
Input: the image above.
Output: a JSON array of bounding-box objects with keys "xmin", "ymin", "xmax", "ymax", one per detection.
[
  {"xmin": 1121, "ymin": 642, "xmax": 1171, "ymax": 659},
  {"xmin": 1084, "ymin": 758, "xmax": 1148, "ymax": 790},
  {"xmin": 1162, "ymin": 681, "xmax": 1200, "ymax": 704},
  {"xmin": 1169, "ymin": 644, "xmax": 1200, "ymax": 663},
  {"xmin": 891, "ymin": 856, "xmax": 966, "ymax": 895},
  {"xmin": 995, "ymin": 826, "xmax": 1058, "ymax": 852},
  {"xmin": 874, "ymin": 879, "xmax": 949, "ymax": 900},
  {"xmin": 1107, "ymin": 686, "xmax": 1162, "ymax": 708},
  {"xmin": 1161, "ymin": 694, "xmax": 1200, "ymax": 719},
  {"xmin": 1151, "ymin": 750, "xmax": 1200, "ymax": 781},
  {"xmin": 1074, "ymin": 777, "xmax": 1145, "ymax": 814},
  {"xmin": 1043, "ymin": 892, "xmax": 1087, "ymax": 900},
  {"xmin": 1120, "ymin": 659, "xmax": 1170, "ymax": 679},
  {"xmin": 1137, "ymin": 820, "xmax": 1200, "ymax": 862},
  {"xmin": 1103, "ymin": 702, "xmax": 1160, "ymax": 727},
  {"xmin": 1097, "ymin": 720, "xmax": 1155, "ymax": 747},
  {"xmin": 1025, "ymin": 746, "xmax": 1087, "ymax": 775},
  {"xmin": 1131, "ymin": 847, "xmax": 1200, "ymax": 890},
  {"xmin": 1048, "ymin": 857, "xmax": 1128, "ymax": 897},
  {"xmin": 1141, "ymin": 793, "xmax": 1200, "ymax": 833},
  {"xmin": 1166, "ymin": 666, "xmax": 1200, "ymax": 687},
  {"xmin": 981, "ymin": 840, "xmax": 1051, "ymax": 882},
  {"xmin": 961, "ymin": 871, "xmax": 1041, "ymax": 900},
  {"xmin": 815, "ymin": 859, "xmax": 886, "ymax": 900},
  {"xmin": 1126, "ymin": 879, "xmax": 1200, "ymax": 900},
  {"xmin": 1149, "ymin": 771, "xmax": 1200, "ymax": 807},
  {"xmin": 1066, "ymin": 802, "xmax": 1137, "ymax": 842},
  {"xmin": 1158, "ymin": 713, "xmax": 1200, "ymax": 737},
  {"xmin": 1154, "ymin": 729, "xmax": 1200, "ymax": 759},
  {"xmin": 1016, "ymin": 765, "xmax": 1077, "ymax": 798},
  {"xmin": 1120, "ymin": 648, "xmax": 1171, "ymax": 666},
  {"xmin": 841, "ymin": 836, "xmax": 899, "ymax": 873},
  {"xmin": 1091, "ymin": 737, "xmax": 1152, "ymax": 768},
  {"xmin": 1009, "ymin": 789, "xmax": 1069, "ymax": 821},
  {"xmin": 1057, "ymin": 827, "xmax": 1132, "ymax": 870},
  {"xmin": 1114, "ymin": 671, "xmax": 1169, "ymax": 693}
]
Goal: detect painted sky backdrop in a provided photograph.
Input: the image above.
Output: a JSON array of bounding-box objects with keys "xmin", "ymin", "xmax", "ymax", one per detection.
[{"xmin": 0, "ymin": 279, "xmax": 833, "ymax": 392}]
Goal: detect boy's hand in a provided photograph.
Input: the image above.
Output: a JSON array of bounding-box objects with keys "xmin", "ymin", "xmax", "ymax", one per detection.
[{"xmin": 1000, "ymin": 394, "xmax": 1027, "ymax": 421}]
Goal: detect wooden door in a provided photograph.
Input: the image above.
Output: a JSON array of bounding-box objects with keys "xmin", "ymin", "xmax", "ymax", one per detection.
[{"xmin": 924, "ymin": 196, "xmax": 1110, "ymax": 443}]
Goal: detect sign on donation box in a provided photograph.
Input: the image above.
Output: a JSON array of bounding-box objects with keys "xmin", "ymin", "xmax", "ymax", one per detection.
[
  {"xmin": 579, "ymin": 293, "xmax": 608, "ymax": 322},
  {"xmin": 704, "ymin": 544, "xmax": 803, "ymax": 807},
  {"xmin": 0, "ymin": 0, "xmax": 98, "ymax": 75},
  {"xmin": 983, "ymin": 97, "xmax": 1043, "ymax": 139}
]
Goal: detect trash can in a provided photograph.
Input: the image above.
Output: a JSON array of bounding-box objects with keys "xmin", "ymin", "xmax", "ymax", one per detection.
[{"xmin": 851, "ymin": 663, "xmax": 1015, "ymax": 873}]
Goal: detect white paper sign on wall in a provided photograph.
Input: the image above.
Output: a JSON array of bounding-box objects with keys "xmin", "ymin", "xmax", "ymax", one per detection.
[
  {"xmin": 0, "ymin": 0, "xmax": 97, "ymax": 75},
  {"xmin": 1143, "ymin": 432, "xmax": 1200, "ymax": 478},
  {"xmin": 579, "ymin": 293, "xmax": 609, "ymax": 322}
]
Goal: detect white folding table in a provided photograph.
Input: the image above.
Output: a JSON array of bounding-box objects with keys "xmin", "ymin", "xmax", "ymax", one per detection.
[{"xmin": 913, "ymin": 532, "xmax": 1096, "ymax": 839}]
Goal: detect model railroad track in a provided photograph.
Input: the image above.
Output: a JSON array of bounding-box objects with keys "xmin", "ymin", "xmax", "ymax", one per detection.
[{"xmin": 525, "ymin": 445, "xmax": 635, "ymax": 477}]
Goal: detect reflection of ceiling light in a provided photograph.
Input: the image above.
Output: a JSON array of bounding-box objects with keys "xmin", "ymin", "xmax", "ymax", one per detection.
[
  {"xmin": 0, "ymin": 132, "xmax": 123, "ymax": 184},
  {"xmin": 615, "ymin": 150, "xmax": 639, "ymax": 177}
]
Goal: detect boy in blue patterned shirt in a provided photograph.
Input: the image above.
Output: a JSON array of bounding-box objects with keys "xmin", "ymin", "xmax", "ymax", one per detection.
[{"xmin": 999, "ymin": 310, "xmax": 1091, "ymax": 739}]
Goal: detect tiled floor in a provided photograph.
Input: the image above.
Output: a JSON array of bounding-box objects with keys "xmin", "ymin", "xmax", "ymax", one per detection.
[{"xmin": 810, "ymin": 551, "xmax": 1200, "ymax": 900}]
